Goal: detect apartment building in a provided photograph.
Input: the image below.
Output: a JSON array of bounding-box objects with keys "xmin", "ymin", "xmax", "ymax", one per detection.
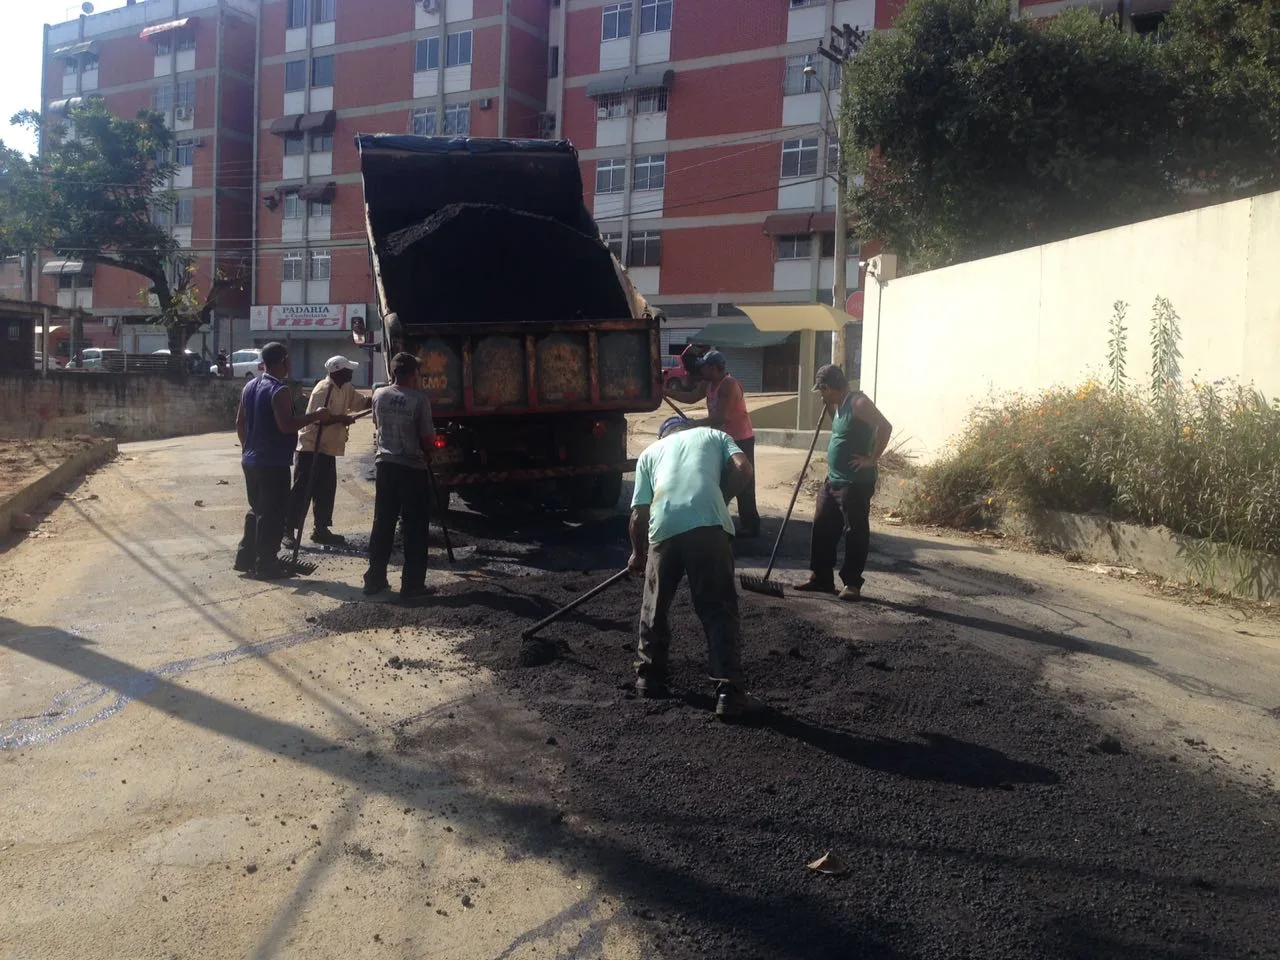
[
  {"xmin": 252, "ymin": 0, "xmax": 552, "ymax": 379},
  {"xmin": 41, "ymin": 0, "xmax": 258, "ymax": 354}
]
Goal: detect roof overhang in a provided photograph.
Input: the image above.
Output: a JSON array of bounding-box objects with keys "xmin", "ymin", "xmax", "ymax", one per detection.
[
  {"xmin": 586, "ymin": 68, "xmax": 674, "ymax": 98},
  {"xmin": 269, "ymin": 115, "xmax": 302, "ymax": 136},
  {"xmin": 42, "ymin": 259, "xmax": 92, "ymax": 277},
  {"xmin": 297, "ymin": 110, "xmax": 336, "ymax": 134},
  {"xmin": 686, "ymin": 322, "xmax": 796, "ymax": 349},
  {"xmin": 47, "ymin": 97, "xmax": 84, "ymax": 117},
  {"xmin": 53, "ymin": 40, "xmax": 97, "ymax": 58},
  {"xmin": 735, "ymin": 304, "xmax": 850, "ymax": 333},
  {"xmin": 140, "ymin": 18, "xmax": 193, "ymax": 40},
  {"xmin": 297, "ymin": 181, "xmax": 336, "ymax": 202},
  {"xmin": 762, "ymin": 212, "xmax": 837, "ymax": 236}
]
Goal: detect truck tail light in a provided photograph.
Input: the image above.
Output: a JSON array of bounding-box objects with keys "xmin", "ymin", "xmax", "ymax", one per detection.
[
  {"xmin": 591, "ymin": 420, "xmax": 608, "ymax": 439},
  {"xmin": 433, "ymin": 435, "xmax": 447, "ymax": 449}
]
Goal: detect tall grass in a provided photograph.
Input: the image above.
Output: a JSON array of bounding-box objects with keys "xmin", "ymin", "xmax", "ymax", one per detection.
[{"xmin": 904, "ymin": 298, "xmax": 1280, "ymax": 557}]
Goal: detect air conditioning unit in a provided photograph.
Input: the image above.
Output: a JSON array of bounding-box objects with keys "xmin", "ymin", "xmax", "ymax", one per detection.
[
  {"xmin": 478, "ymin": 97, "xmax": 492, "ymax": 110},
  {"xmin": 422, "ymin": 0, "xmax": 439, "ymax": 12},
  {"xmin": 174, "ymin": 105, "xmax": 192, "ymax": 121}
]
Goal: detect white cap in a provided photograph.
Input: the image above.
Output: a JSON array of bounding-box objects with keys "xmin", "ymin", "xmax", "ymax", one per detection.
[{"xmin": 325, "ymin": 355, "xmax": 360, "ymax": 373}]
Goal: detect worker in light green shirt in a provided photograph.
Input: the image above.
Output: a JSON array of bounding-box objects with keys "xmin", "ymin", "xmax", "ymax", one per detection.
[
  {"xmin": 795, "ymin": 364, "xmax": 893, "ymax": 602},
  {"xmin": 628, "ymin": 417, "xmax": 755, "ymax": 720}
]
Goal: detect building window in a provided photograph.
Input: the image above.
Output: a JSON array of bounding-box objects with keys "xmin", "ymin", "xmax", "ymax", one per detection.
[
  {"xmin": 446, "ymin": 31, "xmax": 473, "ymax": 67},
  {"xmin": 58, "ymin": 273, "xmax": 77, "ymax": 290},
  {"xmin": 639, "ymin": 0, "xmax": 673, "ymax": 34},
  {"xmin": 152, "ymin": 206, "xmax": 171, "ymax": 228},
  {"xmin": 287, "ymin": 0, "xmax": 308, "ymax": 28},
  {"xmin": 781, "ymin": 137, "xmax": 819, "ymax": 178},
  {"xmin": 152, "ymin": 85, "xmax": 174, "ymax": 112},
  {"xmin": 595, "ymin": 93, "xmax": 627, "ymax": 119},
  {"xmin": 632, "ymin": 154, "xmax": 666, "ymax": 191},
  {"xmin": 175, "ymin": 80, "xmax": 195, "ymax": 109},
  {"xmin": 81, "ymin": 52, "xmax": 99, "ymax": 72},
  {"xmin": 156, "ymin": 38, "xmax": 172, "ymax": 56},
  {"xmin": 635, "ymin": 89, "xmax": 668, "ymax": 115},
  {"xmin": 820, "ymin": 233, "xmax": 859, "ymax": 258},
  {"xmin": 548, "ymin": 45, "xmax": 560, "ymax": 79},
  {"xmin": 177, "ymin": 34, "xmax": 196, "ymax": 53},
  {"xmin": 601, "ymin": 231, "xmax": 623, "ymax": 260},
  {"xmin": 309, "ymin": 249, "xmax": 331, "ymax": 281},
  {"xmin": 174, "ymin": 197, "xmax": 194, "ymax": 226},
  {"xmin": 175, "ymin": 141, "xmax": 195, "ymax": 167},
  {"xmin": 282, "ymin": 194, "xmax": 303, "ymax": 219},
  {"xmin": 283, "ymin": 252, "xmax": 304, "ymax": 281},
  {"xmin": 790, "ymin": 0, "xmax": 823, "ymax": 7},
  {"xmin": 310, "ymin": 132, "xmax": 333, "ymax": 153},
  {"xmin": 285, "ymin": 59, "xmax": 307, "ymax": 91},
  {"xmin": 309, "ymin": 199, "xmax": 332, "ymax": 219},
  {"xmin": 283, "ymin": 135, "xmax": 305, "ymax": 156},
  {"xmin": 826, "ymin": 138, "xmax": 839, "ymax": 174},
  {"xmin": 595, "ymin": 158, "xmax": 626, "ymax": 194},
  {"xmin": 628, "ymin": 230, "xmax": 662, "ymax": 267},
  {"xmin": 415, "ymin": 37, "xmax": 439, "ymax": 72},
  {"xmin": 777, "ymin": 234, "xmax": 812, "ymax": 260},
  {"xmin": 601, "ymin": 2, "xmax": 632, "ymax": 41},
  {"xmin": 783, "ymin": 54, "xmax": 821, "ymax": 96},
  {"xmin": 313, "ymin": 0, "xmax": 336, "ymax": 24},
  {"xmin": 443, "ymin": 103, "xmax": 471, "ymax": 135},
  {"xmin": 311, "ymin": 55, "xmax": 334, "ymax": 88},
  {"xmin": 412, "ymin": 107, "xmax": 437, "ymax": 136},
  {"xmin": 64, "ymin": 58, "xmax": 78, "ymax": 76}
]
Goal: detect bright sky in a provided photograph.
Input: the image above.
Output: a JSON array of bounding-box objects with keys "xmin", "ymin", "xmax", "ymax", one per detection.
[{"xmin": 0, "ymin": 0, "xmax": 129, "ymax": 156}]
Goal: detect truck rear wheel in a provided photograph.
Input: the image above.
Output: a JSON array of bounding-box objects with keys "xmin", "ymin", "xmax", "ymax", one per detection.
[{"xmin": 588, "ymin": 472, "xmax": 623, "ymax": 510}]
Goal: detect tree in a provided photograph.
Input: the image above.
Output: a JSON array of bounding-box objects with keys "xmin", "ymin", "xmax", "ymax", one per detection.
[
  {"xmin": 16, "ymin": 100, "xmax": 239, "ymax": 359},
  {"xmin": 1163, "ymin": 0, "xmax": 1280, "ymax": 195},
  {"xmin": 0, "ymin": 139, "xmax": 52, "ymax": 301},
  {"xmin": 842, "ymin": 0, "xmax": 1182, "ymax": 269}
]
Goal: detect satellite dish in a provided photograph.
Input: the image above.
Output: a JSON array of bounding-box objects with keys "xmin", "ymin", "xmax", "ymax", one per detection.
[{"xmin": 82, "ymin": 2, "xmax": 94, "ymax": 12}]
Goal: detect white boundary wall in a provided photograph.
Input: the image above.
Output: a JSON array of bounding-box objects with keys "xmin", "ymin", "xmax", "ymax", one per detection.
[{"xmin": 860, "ymin": 190, "xmax": 1280, "ymax": 460}]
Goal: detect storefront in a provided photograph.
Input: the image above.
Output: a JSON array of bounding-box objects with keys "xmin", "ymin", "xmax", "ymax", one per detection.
[{"xmin": 249, "ymin": 303, "xmax": 378, "ymax": 385}]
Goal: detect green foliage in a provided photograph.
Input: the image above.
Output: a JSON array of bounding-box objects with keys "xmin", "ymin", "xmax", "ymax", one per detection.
[
  {"xmin": 1106, "ymin": 300, "xmax": 1128, "ymax": 392},
  {"xmin": 0, "ymin": 142, "xmax": 52, "ymax": 276},
  {"xmin": 843, "ymin": 0, "xmax": 1280, "ymax": 268},
  {"xmin": 1148, "ymin": 295, "xmax": 1183, "ymax": 407},
  {"xmin": 904, "ymin": 299, "xmax": 1280, "ymax": 558}
]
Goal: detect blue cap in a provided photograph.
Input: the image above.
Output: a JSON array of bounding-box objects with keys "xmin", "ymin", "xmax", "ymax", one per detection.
[
  {"xmin": 698, "ymin": 349, "xmax": 727, "ymax": 370},
  {"xmin": 658, "ymin": 415, "xmax": 687, "ymax": 439}
]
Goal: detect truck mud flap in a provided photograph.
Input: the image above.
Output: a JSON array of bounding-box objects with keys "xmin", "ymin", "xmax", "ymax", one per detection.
[{"xmin": 440, "ymin": 461, "xmax": 636, "ymax": 487}]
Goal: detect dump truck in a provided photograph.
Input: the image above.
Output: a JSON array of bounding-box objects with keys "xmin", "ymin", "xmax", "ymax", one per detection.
[{"xmin": 356, "ymin": 135, "xmax": 663, "ymax": 508}]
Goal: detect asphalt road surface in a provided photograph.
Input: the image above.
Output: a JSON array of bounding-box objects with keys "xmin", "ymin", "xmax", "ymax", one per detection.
[{"xmin": 3, "ymin": 425, "xmax": 1279, "ymax": 960}]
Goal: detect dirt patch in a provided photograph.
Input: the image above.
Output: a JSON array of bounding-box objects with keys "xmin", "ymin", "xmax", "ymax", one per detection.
[
  {"xmin": 429, "ymin": 572, "xmax": 1280, "ymax": 960},
  {"xmin": 0, "ymin": 437, "xmax": 101, "ymax": 503}
]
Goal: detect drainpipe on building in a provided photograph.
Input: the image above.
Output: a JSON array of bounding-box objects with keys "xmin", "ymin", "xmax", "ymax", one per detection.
[
  {"xmin": 553, "ymin": 0, "xmax": 568, "ymax": 137},
  {"xmin": 498, "ymin": 0, "xmax": 511, "ymax": 136},
  {"xmin": 249, "ymin": 0, "xmax": 263, "ymax": 343},
  {"xmin": 619, "ymin": 0, "xmax": 641, "ymax": 264},
  {"xmin": 211, "ymin": 5, "xmax": 226, "ymax": 358}
]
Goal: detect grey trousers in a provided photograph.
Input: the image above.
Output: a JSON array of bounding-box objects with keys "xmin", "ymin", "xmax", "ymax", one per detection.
[{"xmin": 636, "ymin": 525, "xmax": 743, "ymax": 684}]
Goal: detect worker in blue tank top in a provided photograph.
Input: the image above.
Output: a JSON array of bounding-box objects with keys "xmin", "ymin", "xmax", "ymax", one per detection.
[
  {"xmin": 234, "ymin": 341, "xmax": 334, "ymax": 579},
  {"xmin": 795, "ymin": 364, "xmax": 893, "ymax": 602}
]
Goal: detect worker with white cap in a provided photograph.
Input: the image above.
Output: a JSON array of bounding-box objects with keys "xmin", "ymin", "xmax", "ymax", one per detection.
[{"xmin": 286, "ymin": 355, "xmax": 370, "ymax": 547}]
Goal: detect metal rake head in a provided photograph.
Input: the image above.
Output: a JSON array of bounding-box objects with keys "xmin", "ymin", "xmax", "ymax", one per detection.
[
  {"xmin": 739, "ymin": 574, "xmax": 785, "ymax": 599},
  {"xmin": 275, "ymin": 555, "xmax": 319, "ymax": 577}
]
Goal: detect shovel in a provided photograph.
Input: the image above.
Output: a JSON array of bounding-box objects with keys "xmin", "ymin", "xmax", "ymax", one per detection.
[{"xmin": 739, "ymin": 407, "xmax": 828, "ymax": 599}]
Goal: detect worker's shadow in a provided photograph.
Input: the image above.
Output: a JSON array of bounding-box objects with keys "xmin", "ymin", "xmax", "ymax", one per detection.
[{"xmin": 687, "ymin": 697, "xmax": 1059, "ymax": 790}]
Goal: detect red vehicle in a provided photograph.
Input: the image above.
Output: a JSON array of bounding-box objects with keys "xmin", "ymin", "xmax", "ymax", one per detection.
[{"xmin": 357, "ymin": 135, "xmax": 663, "ymax": 508}]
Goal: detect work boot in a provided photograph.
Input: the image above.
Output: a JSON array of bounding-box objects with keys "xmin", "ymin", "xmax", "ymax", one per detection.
[
  {"xmin": 253, "ymin": 560, "xmax": 291, "ymax": 581},
  {"xmin": 715, "ymin": 683, "xmax": 750, "ymax": 721},
  {"xmin": 399, "ymin": 584, "xmax": 431, "ymax": 603},
  {"xmin": 635, "ymin": 674, "xmax": 669, "ymax": 699},
  {"xmin": 839, "ymin": 585, "xmax": 862, "ymax": 602},
  {"xmin": 233, "ymin": 552, "xmax": 253, "ymax": 573},
  {"xmin": 281, "ymin": 531, "xmax": 299, "ymax": 551},
  {"xmin": 794, "ymin": 576, "xmax": 836, "ymax": 594},
  {"xmin": 363, "ymin": 573, "xmax": 390, "ymax": 596},
  {"xmin": 311, "ymin": 528, "xmax": 346, "ymax": 546}
]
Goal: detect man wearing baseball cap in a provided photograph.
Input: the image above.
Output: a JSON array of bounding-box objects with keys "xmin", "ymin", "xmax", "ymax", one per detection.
[
  {"xmin": 286, "ymin": 355, "xmax": 369, "ymax": 547},
  {"xmin": 627, "ymin": 416, "xmax": 755, "ymax": 719},
  {"xmin": 796, "ymin": 364, "xmax": 893, "ymax": 601},
  {"xmin": 665, "ymin": 348, "xmax": 760, "ymax": 537}
]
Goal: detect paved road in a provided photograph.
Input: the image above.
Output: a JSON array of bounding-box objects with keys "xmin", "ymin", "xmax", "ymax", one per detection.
[{"xmin": 2, "ymin": 425, "xmax": 1279, "ymax": 959}]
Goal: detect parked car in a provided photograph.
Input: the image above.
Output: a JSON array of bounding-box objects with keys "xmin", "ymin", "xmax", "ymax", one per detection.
[
  {"xmin": 69, "ymin": 347, "xmax": 124, "ymax": 371},
  {"xmin": 211, "ymin": 348, "xmax": 265, "ymax": 379},
  {"xmin": 33, "ymin": 353, "xmax": 62, "ymax": 370},
  {"xmin": 154, "ymin": 348, "xmax": 208, "ymax": 375}
]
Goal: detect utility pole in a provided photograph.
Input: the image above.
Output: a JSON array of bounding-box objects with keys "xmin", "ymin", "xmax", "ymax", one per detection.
[{"xmin": 813, "ymin": 23, "xmax": 865, "ymax": 369}]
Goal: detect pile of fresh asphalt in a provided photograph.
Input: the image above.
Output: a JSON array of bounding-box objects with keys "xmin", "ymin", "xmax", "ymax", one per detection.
[{"xmin": 416, "ymin": 564, "xmax": 1280, "ymax": 960}]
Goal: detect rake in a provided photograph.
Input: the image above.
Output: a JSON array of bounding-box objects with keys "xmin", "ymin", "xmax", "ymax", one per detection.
[{"xmin": 739, "ymin": 407, "xmax": 828, "ymax": 599}]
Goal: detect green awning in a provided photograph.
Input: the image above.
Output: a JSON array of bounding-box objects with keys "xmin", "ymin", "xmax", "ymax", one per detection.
[{"xmin": 686, "ymin": 322, "xmax": 797, "ymax": 350}]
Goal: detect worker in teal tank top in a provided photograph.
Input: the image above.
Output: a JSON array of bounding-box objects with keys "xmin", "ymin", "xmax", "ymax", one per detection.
[{"xmin": 795, "ymin": 364, "xmax": 893, "ymax": 601}]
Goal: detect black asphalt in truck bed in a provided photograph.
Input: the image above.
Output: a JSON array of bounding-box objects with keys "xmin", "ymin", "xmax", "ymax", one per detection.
[{"xmin": 394, "ymin": 549, "xmax": 1280, "ymax": 960}]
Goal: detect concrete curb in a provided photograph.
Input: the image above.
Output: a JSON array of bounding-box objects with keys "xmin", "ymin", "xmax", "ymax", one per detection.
[
  {"xmin": 1004, "ymin": 508, "xmax": 1280, "ymax": 602},
  {"xmin": 0, "ymin": 438, "xmax": 119, "ymax": 537}
]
